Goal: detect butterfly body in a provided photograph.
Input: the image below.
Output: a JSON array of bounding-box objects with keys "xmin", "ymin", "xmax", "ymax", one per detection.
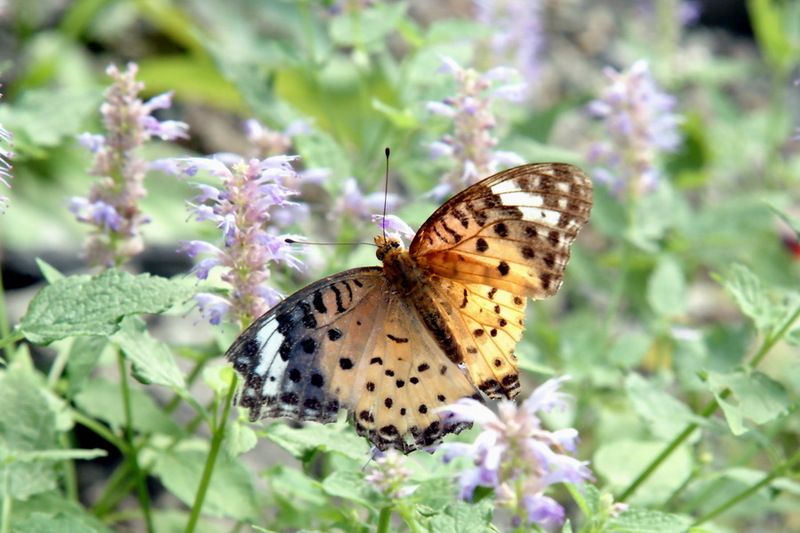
[{"xmin": 226, "ymin": 163, "xmax": 593, "ymax": 452}]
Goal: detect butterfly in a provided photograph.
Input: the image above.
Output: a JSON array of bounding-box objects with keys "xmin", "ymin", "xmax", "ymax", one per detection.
[{"xmin": 225, "ymin": 163, "xmax": 593, "ymax": 453}]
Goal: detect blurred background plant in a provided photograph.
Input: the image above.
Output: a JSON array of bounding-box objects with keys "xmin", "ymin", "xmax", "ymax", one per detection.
[{"xmin": 0, "ymin": 0, "xmax": 799, "ymax": 532}]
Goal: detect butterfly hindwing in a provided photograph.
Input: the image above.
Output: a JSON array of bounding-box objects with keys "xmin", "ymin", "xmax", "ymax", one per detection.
[
  {"xmin": 226, "ymin": 268, "xmax": 480, "ymax": 452},
  {"xmin": 410, "ymin": 163, "xmax": 593, "ymax": 299}
]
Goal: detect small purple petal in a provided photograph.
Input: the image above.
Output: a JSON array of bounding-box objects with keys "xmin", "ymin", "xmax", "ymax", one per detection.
[
  {"xmin": 194, "ymin": 293, "xmax": 232, "ymax": 325},
  {"xmin": 372, "ymin": 214, "xmax": 415, "ymax": 240}
]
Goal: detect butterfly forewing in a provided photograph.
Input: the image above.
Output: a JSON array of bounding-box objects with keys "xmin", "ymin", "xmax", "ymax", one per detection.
[{"xmin": 410, "ymin": 163, "xmax": 593, "ymax": 299}]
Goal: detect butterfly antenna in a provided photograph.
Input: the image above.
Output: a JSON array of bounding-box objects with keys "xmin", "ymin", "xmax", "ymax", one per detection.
[
  {"xmin": 285, "ymin": 238, "xmax": 377, "ymax": 247},
  {"xmin": 382, "ymin": 147, "xmax": 390, "ymax": 240}
]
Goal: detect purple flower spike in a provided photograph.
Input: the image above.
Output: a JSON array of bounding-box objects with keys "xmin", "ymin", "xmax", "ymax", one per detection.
[
  {"xmin": 71, "ymin": 63, "xmax": 190, "ymax": 266},
  {"xmin": 0, "ymin": 88, "xmax": 14, "ymax": 213},
  {"xmin": 586, "ymin": 60, "xmax": 683, "ymax": 199},
  {"xmin": 427, "ymin": 57, "xmax": 526, "ymax": 198},
  {"xmin": 438, "ymin": 376, "xmax": 593, "ymax": 528},
  {"xmin": 168, "ymin": 151, "xmax": 305, "ymax": 327}
]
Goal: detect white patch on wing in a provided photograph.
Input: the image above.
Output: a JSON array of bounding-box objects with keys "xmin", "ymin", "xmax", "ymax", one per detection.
[
  {"xmin": 517, "ymin": 206, "xmax": 564, "ymax": 227},
  {"xmin": 497, "ymin": 190, "xmax": 544, "ymax": 208},
  {"xmin": 252, "ymin": 320, "xmax": 290, "ymax": 398}
]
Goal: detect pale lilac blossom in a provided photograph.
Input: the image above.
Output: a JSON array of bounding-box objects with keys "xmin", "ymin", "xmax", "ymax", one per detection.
[
  {"xmin": 427, "ymin": 57, "xmax": 527, "ymax": 198},
  {"xmin": 475, "ymin": 0, "xmax": 545, "ymax": 84},
  {"xmin": 167, "ymin": 154, "xmax": 305, "ymax": 327},
  {"xmin": 586, "ymin": 60, "xmax": 682, "ymax": 199},
  {"xmin": 334, "ymin": 177, "xmax": 400, "ymax": 223},
  {"xmin": 71, "ymin": 63, "xmax": 189, "ymax": 266},
  {"xmin": 365, "ymin": 449, "xmax": 416, "ymax": 500},
  {"xmin": 438, "ymin": 376, "xmax": 592, "ymax": 528},
  {"xmin": 0, "ymin": 87, "xmax": 13, "ymax": 213},
  {"xmin": 372, "ymin": 214, "xmax": 415, "ymax": 242}
]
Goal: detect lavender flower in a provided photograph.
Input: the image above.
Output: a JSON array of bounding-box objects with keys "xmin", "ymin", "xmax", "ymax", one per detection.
[
  {"xmin": 169, "ymin": 154, "xmax": 305, "ymax": 327},
  {"xmin": 372, "ymin": 214, "xmax": 415, "ymax": 242},
  {"xmin": 0, "ymin": 88, "xmax": 13, "ymax": 214},
  {"xmin": 586, "ymin": 60, "xmax": 682, "ymax": 198},
  {"xmin": 438, "ymin": 376, "xmax": 592, "ymax": 528},
  {"xmin": 334, "ymin": 177, "xmax": 400, "ymax": 223},
  {"xmin": 70, "ymin": 63, "xmax": 189, "ymax": 267},
  {"xmin": 365, "ymin": 449, "xmax": 416, "ymax": 500},
  {"xmin": 474, "ymin": 0, "xmax": 545, "ymax": 84},
  {"xmin": 427, "ymin": 57, "xmax": 527, "ymax": 198}
]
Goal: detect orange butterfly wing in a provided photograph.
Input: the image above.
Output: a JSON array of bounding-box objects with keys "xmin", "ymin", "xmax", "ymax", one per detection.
[
  {"xmin": 407, "ymin": 163, "xmax": 593, "ymax": 399},
  {"xmin": 226, "ymin": 268, "xmax": 480, "ymax": 452}
]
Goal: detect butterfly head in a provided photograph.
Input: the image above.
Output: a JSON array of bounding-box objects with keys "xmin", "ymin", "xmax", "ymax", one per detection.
[{"xmin": 374, "ymin": 235, "xmax": 404, "ymax": 262}]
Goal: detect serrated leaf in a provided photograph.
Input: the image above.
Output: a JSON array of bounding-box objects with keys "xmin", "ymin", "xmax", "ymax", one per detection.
[
  {"xmin": 20, "ymin": 270, "xmax": 194, "ymax": 344},
  {"xmin": 707, "ymin": 369, "xmax": 790, "ymax": 436},
  {"xmin": 262, "ymin": 420, "xmax": 368, "ymax": 462},
  {"xmin": 420, "ymin": 498, "xmax": 495, "ymax": 533},
  {"xmin": 717, "ymin": 264, "xmax": 778, "ymax": 332},
  {"xmin": 111, "ymin": 316, "xmax": 186, "ymax": 389},
  {"xmin": 647, "ymin": 256, "xmax": 687, "ymax": 317},
  {"xmin": 607, "ymin": 507, "xmax": 692, "ymax": 533},
  {"xmin": 0, "ymin": 368, "xmax": 60, "ymax": 500},
  {"xmin": 152, "ymin": 441, "xmax": 259, "ymax": 521}
]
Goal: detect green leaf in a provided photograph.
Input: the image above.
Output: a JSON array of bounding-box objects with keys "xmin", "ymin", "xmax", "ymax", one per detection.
[
  {"xmin": 20, "ymin": 270, "xmax": 195, "ymax": 344},
  {"xmin": 262, "ymin": 420, "xmax": 368, "ymax": 462},
  {"xmin": 224, "ymin": 420, "xmax": 258, "ymax": 457},
  {"xmin": 594, "ymin": 439, "xmax": 692, "ymax": 505},
  {"xmin": 767, "ymin": 202, "xmax": 800, "ymax": 239},
  {"xmin": 607, "ymin": 507, "xmax": 693, "ymax": 533},
  {"xmin": 647, "ymin": 256, "xmax": 688, "ymax": 317},
  {"xmin": 12, "ymin": 512, "xmax": 97, "ymax": 533},
  {"xmin": 321, "ymin": 471, "xmax": 378, "ymax": 507},
  {"xmin": 372, "ymin": 98, "xmax": 418, "ymax": 129},
  {"xmin": 329, "ymin": 2, "xmax": 408, "ymax": 47},
  {"xmin": 73, "ymin": 379, "xmax": 181, "ymax": 436},
  {"xmin": 0, "ymin": 87, "xmax": 102, "ymax": 148},
  {"xmin": 609, "ymin": 332, "xmax": 652, "ymax": 368},
  {"xmin": 35, "ymin": 258, "xmax": 65, "ymax": 284},
  {"xmin": 111, "ymin": 316, "xmax": 186, "ymax": 389},
  {"xmin": 625, "ymin": 373, "xmax": 703, "ymax": 440},
  {"xmin": 9, "ymin": 491, "xmax": 114, "ymax": 533},
  {"xmin": 152, "ymin": 441, "xmax": 259, "ymax": 521},
  {"xmin": 65, "ymin": 336, "xmax": 109, "ymax": 399},
  {"xmin": 721, "ymin": 264, "xmax": 785, "ymax": 332},
  {"xmin": 3, "ymin": 448, "xmax": 106, "ymax": 463},
  {"xmin": 419, "ymin": 498, "xmax": 495, "ymax": 533},
  {"xmin": 706, "ymin": 368, "xmax": 790, "ymax": 436},
  {"xmin": 0, "ymin": 367, "xmax": 60, "ymax": 500},
  {"xmin": 411, "ymin": 477, "xmax": 458, "ymax": 513}
]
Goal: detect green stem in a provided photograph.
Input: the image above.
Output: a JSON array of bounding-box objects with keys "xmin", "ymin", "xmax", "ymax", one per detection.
[
  {"xmin": 619, "ymin": 303, "xmax": 800, "ymax": 501},
  {"xmin": 693, "ymin": 447, "xmax": 800, "ymax": 526},
  {"xmin": 0, "ymin": 332, "xmax": 23, "ymax": 354},
  {"xmin": 183, "ymin": 373, "xmax": 237, "ymax": 533},
  {"xmin": 118, "ymin": 353, "xmax": 154, "ymax": 533},
  {"xmin": 1, "ymin": 472, "xmax": 11, "ymax": 533},
  {"xmin": 376, "ymin": 507, "xmax": 392, "ymax": 533}
]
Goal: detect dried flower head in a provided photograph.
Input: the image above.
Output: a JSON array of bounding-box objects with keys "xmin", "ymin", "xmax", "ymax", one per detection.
[
  {"xmin": 70, "ymin": 63, "xmax": 188, "ymax": 266},
  {"xmin": 439, "ymin": 376, "xmax": 592, "ymax": 528}
]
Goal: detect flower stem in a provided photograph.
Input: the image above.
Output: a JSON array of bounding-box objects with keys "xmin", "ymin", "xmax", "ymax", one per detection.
[
  {"xmin": 377, "ymin": 507, "xmax": 392, "ymax": 533},
  {"xmin": 619, "ymin": 302, "xmax": 800, "ymax": 501},
  {"xmin": 118, "ymin": 352, "xmax": 154, "ymax": 533},
  {"xmin": 183, "ymin": 372, "xmax": 237, "ymax": 533},
  {"xmin": 693, "ymin": 446, "xmax": 800, "ymax": 526}
]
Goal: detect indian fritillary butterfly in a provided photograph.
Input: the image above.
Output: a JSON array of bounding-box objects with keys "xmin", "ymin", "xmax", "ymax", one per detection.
[{"xmin": 225, "ymin": 163, "xmax": 593, "ymax": 452}]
